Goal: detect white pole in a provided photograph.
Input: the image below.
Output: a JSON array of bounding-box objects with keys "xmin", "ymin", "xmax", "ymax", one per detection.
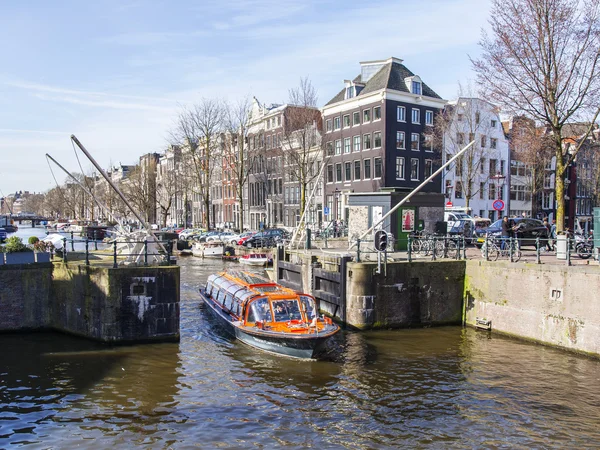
[{"xmin": 348, "ymin": 140, "xmax": 475, "ymax": 249}]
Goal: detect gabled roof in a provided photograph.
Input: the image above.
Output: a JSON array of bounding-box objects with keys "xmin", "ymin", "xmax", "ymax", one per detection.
[{"xmin": 325, "ymin": 61, "xmax": 442, "ymax": 106}]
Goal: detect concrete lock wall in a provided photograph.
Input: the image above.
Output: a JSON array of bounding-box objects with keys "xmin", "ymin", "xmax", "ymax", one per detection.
[
  {"xmin": 345, "ymin": 260, "xmax": 465, "ymax": 329},
  {"xmin": 464, "ymin": 261, "xmax": 600, "ymax": 356},
  {"xmin": 0, "ymin": 263, "xmax": 180, "ymax": 343}
]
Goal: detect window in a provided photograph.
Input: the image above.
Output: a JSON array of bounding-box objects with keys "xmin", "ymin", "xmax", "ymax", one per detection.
[
  {"xmin": 412, "ymin": 108, "xmax": 420, "ymax": 124},
  {"xmin": 364, "ymin": 159, "xmax": 371, "ymax": 178},
  {"xmin": 373, "ymin": 106, "xmax": 381, "ymax": 121},
  {"xmin": 335, "ymin": 139, "xmax": 341, "ymax": 155},
  {"xmin": 374, "ymin": 157, "xmax": 382, "ymax": 178},
  {"xmin": 396, "ymin": 157, "xmax": 405, "ymax": 179},
  {"xmin": 425, "ymin": 110, "xmax": 433, "ymax": 126},
  {"xmin": 396, "ymin": 131, "xmax": 405, "ymax": 149},
  {"xmin": 353, "ymin": 111, "xmax": 360, "ymax": 126},
  {"xmin": 326, "ymin": 119, "xmax": 332, "ymax": 132},
  {"xmin": 424, "ymin": 134, "xmax": 433, "ymax": 152},
  {"xmin": 333, "ymin": 116, "xmax": 341, "ymax": 130},
  {"xmin": 411, "ymin": 133, "xmax": 420, "ymax": 150},
  {"xmin": 343, "ymin": 114, "xmax": 350, "ymax": 128},
  {"xmin": 345, "ymin": 86, "xmax": 355, "ymax": 99},
  {"xmin": 345, "ymin": 162, "xmax": 352, "ymax": 181},
  {"xmin": 374, "ymin": 131, "xmax": 382, "ymax": 148},
  {"xmin": 412, "ymin": 81, "xmax": 422, "ymax": 95},
  {"xmin": 490, "ymin": 138, "xmax": 497, "ymax": 149},
  {"xmin": 457, "ymin": 132, "xmax": 464, "ymax": 145},
  {"xmin": 344, "ymin": 137, "xmax": 351, "ymax": 154},
  {"xmin": 397, "ymin": 106, "xmax": 406, "ymax": 122},
  {"xmin": 455, "ymin": 181, "xmax": 463, "ymax": 198},
  {"xmin": 363, "ymin": 133, "xmax": 371, "ymax": 150},
  {"xmin": 479, "ymin": 182, "xmax": 485, "ymax": 199},
  {"xmin": 544, "ymin": 173, "xmax": 553, "ymax": 189},
  {"xmin": 326, "ymin": 141, "xmax": 333, "ymax": 156},
  {"xmin": 363, "ymin": 108, "xmax": 371, "ymax": 123},
  {"xmin": 457, "ymin": 113, "xmax": 464, "ymax": 122},
  {"xmin": 445, "ymin": 153, "xmax": 452, "ymax": 171},
  {"xmin": 481, "ymin": 135, "xmax": 487, "ymax": 147},
  {"xmin": 475, "ymin": 112, "xmax": 480, "ymax": 124},
  {"xmin": 491, "ymin": 119, "xmax": 497, "ymax": 128},
  {"xmin": 336, "ymin": 163, "xmax": 342, "ymax": 182},
  {"xmin": 480, "ymin": 158, "xmax": 486, "ymax": 174},
  {"xmin": 424, "ymin": 159, "xmax": 433, "ymax": 178},
  {"xmin": 411, "ymin": 158, "xmax": 419, "ymax": 181},
  {"xmin": 489, "ymin": 183, "xmax": 496, "ymax": 200},
  {"xmin": 489, "ymin": 159, "xmax": 497, "ymax": 175},
  {"xmin": 353, "ymin": 135, "xmax": 361, "ymax": 152},
  {"xmin": 354, "ymin": 160, "xmax": 361, "ymax": 180}
]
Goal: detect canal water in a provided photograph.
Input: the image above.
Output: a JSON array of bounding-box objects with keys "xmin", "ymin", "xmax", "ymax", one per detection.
[{"xmin": 2, "ymin": 227, "xmax": 600, "ymax": 447}]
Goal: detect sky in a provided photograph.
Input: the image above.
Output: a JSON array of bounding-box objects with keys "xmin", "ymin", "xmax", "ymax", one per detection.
[{"xmin": 0, "ymin": 0, "xmax": 491, "ymax": 195}]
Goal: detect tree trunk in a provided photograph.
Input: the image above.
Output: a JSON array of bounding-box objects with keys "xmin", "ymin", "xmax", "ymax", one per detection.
[
  {"xmin": 555, "ymin": 153, "xmax": 566, "ymax": 233},
  {"xmin": 204, "ymin": 197, "xmax": 210, "ymax": 230}
]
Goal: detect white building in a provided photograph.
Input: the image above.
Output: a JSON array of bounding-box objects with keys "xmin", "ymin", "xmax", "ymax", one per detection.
[{"xmin": 441, "ymin": 98, "xmax": 510, "ymax": 221}]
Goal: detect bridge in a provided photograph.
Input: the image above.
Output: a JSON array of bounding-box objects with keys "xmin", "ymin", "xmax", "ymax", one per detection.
[{"xmin": 11, "ymin": 214, "xmax": 54, "ymax": 227}]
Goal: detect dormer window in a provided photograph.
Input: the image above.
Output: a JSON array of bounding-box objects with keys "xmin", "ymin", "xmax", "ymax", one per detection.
[
  {"xmin": 345, "ymin": 86, "xmax": 355, "ymax": 99},
  {"xmin": 412, "ymin": 81, "xmax": 422, "ymax": 95}
]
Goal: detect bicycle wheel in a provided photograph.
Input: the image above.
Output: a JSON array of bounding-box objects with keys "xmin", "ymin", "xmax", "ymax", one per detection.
[
  {"xmin": 446, "ymin": 241, "xmax": 458, "ymax": 259},
  {"xmin": 491, "ymin": 245, "xmax": 500, "ymax": 261},
  {"xmin": 513, "ymin": 249, "xmax": 522, "ymax": 262},
  {"xmin": 410, "ymin": 239, "xmax": 422, "ymax": 255}
]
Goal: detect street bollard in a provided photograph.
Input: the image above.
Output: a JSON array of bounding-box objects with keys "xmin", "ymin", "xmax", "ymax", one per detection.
[
  {"xmin": 431, "ymin": 237, "xmax": 437, "ymax": 261},
  {"xmin": 63, "ymin": 238, "xmax": 68, "ymax": 262},
  {"xmin": 70, "ymin": 231, "xmax": 75, "ymax": 251},
  {"xmin": 94, "ymin": 230, "xmax": 98, "ymax": 250},
  {"xmin": 461, "ymin": 236, "xmax": 466, "ymax": 260},
  {"xmin": 484, "ymin": 234, "xmax": 489, "ymax": 261},
  {"xmin": 509, "ymin": 237, "xmax": 514, "ymax": 262},
  {"xmin": 113, "ymin": 240, "xmax": 118, "ymax": 268},
  {"xmin": 567, "ymin": 237, "xmax": 571, "ymax": 266},
  {"xmin": 85, "ymin": 238, "xmax": 89, "ymax": 266},
  {"xmin": 144, "ymin": 239, "xmax": 148, "ymax": 266},
  {"xmin": 536, "ymin": 237, "xmax": 541, "ymax": 264},
  {"xmin": 356, "ymin": 238, "xmax": 361, "ymax": 262},
  {"xmin": 407, "ymin": 235, "xmax": 412, "ymax": 262}
]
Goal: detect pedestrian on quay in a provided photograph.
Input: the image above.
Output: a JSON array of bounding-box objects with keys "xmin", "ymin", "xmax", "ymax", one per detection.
[
  {"xmin": 550, "ymin": 219, "xmax": 557, "ymax": 251},
  {"xmin": 543, "ymin": 218, "xmax": 553, "ymax": 251},
  {"xmin": 501, "ymin": 216, "xmax": 512, "ymax": 250}
]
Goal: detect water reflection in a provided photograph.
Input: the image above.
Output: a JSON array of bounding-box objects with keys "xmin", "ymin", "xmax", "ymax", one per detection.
[{"xmin": 1, "ymin": 255, "xmax": 600, "ymax": 447}]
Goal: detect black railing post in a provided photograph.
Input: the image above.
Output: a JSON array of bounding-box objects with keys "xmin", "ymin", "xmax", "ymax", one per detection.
[
  {"xmin": 407, "ymin": 235, "xmax": 412, "ymax": 262},
  {"xmin": 62, "ymin": 238, "xmax": 67, "ymax": 262},
  {"xmin": 567, "ymin": 237, "xmax": 571, "ymax": 266},
  {"xmin": 509, "ymin": 237, "xmax": 514, "ymax": 262},
  {"xmin": 85, "ymin": 238, "xmax": 89, "ymax": 266},
  {"xmin": 144, "ymin": 239, "xmax": 148, "ymax": 266},
  {"xmin": 431, "ymin": 237, "xmax": 437, "ymax": 261},
  {"xmin": 536, "ymin": 237, "xmax": 541, "ymax": 264},
  {"xmin": 167, "ymin": 240, "xmax": 173, "ymax": 265},
  {"xmin": 356, "ymin": 238, "xmax": 361, "ymax": 262},
  {"xmin": 113, "ymin": 240, "xmax": 118, "ymax": 268},
  {"xmin": 70, "ymin": 231, "xmax": 75, "ymax": 251},
  {"xmin": 94, "ymin": 230, "xmax": 98, "ymax": 250}
]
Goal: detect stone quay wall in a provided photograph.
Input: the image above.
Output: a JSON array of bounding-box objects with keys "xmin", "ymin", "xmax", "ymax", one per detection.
[
  {"xmin": 464, "ymin": 260, "xmax": 600, "ymax": 357},
  {"xmin": 0, "ymin": 263, "xmax": 180, "ymax": 343}
]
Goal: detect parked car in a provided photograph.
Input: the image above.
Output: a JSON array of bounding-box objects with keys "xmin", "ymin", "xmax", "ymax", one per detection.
[
  {"xmin": 231, "ymin": 231, "xmax": 255, "ymax": 245},
  {"xmin": 205, "ymin": 232, "xmax": 235, "ymax": 243},
  {"xmin": 243, "ymin": 229, "xmax": 290, "ymax": 248},
  {"xmin": 475, "ymin": 217, "xmax": 549, "ymax": 247},
  {"xmin": 0, "ymin": 228, "xmax": 6, "ymax": 243}
]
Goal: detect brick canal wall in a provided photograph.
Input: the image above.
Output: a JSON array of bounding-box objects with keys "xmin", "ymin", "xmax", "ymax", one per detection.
[
  {"xmin": 464, "ymin": 261, "xmax": 600, "ymax": 356},
  {"xmin": 0, "ymin": 263, "xmax": 180, "ymax": 343}
]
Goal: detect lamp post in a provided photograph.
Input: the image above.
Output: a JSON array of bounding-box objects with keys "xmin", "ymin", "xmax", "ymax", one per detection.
[
  {"xmin": 334, "ymin": 188, "xmax": 341, "ymax": 220},
  {"xmin": 492, "ymin": 173, "xmax": 506, "ymax": 219}
]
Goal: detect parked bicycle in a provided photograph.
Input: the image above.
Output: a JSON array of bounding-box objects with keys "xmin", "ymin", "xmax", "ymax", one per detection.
[{"xmin": 481, "ymin": 235, "xmax": 522, "ymax": 262}]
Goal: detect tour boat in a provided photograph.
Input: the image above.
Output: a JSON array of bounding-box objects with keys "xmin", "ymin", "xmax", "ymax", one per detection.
[
  {"xmin": 191, "ymin": 242, "xmax": 224, "ymax": 258},
  {"xmin": 200, "ymin": 271, "xmax": 340, "ymax": 359},
  {"xmin": 238, "ymin": 253, "xmax": 271, "ymax": 266}
]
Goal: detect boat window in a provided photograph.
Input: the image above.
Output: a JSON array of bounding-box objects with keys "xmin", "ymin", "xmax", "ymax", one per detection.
[
  {"xmin": 216, "ymin": 289, "xmax": 226, "ymax": 304},
  {"xmin": 249, "ymin": 298, "xmax": 273, "ymax": 323},
  {"xmin": 272, "ymin": 299, "xmax": 302, "ymax": 322},
  {"xmin": 224, "ymin": 294, "xmax": 234, "ymax": 310},
  {"xmin": 300, "ymin": 296, "xmax": 317, "ymax": 320}
]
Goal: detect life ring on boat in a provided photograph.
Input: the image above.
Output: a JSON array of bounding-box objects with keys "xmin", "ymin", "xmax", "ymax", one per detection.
[
  {"xmin": 287, "ymin": 319, "xmax": 303, "ymax": 326},
  {"xmin": 323, "ymin": 317, "xmax": 333, "ymax": 325}
]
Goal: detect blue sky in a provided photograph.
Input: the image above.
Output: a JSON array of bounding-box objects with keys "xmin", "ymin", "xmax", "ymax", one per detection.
[{"xmin": 0, "ymin": 0, "xmax": 491, "ymax": 195}]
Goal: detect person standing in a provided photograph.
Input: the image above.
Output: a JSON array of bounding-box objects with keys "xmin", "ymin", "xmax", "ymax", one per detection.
[
  {"xmin": 501, "ymin": 216, "xmax": 512, "ymax": 250},
  {"xmin": 550, "ymin": 219, "xmax": 557, "ymax": 251},
  {"xmin": 543, "ymin": 218, "xmax": 552, "ymax": 251}
]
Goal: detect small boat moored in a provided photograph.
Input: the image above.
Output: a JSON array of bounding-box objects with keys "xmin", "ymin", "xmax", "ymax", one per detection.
[
  {"xmin": 200, "ymin": 271, "xmax": 340, "ymax": 359},
  {"xmin": 238, "ymin": 253, "xmax": 271, "ymax": 266}
]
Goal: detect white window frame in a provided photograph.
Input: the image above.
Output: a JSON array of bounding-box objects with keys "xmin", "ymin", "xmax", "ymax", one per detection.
[
  {"xmin": 411, "ymin": 158, "xmax": 419, "ymax": 181},
  {"xmin": 424, "ymin": 134, "xmax": 433, "ymax": 152},
  {"xmin": 335, "ymin": 139, "xmax": 341, "ymax": 155},
  {"xmin": 353, "ymin": 135, "xmax": 361, "ymax": 152},
  {"xmin": 345, "ymin": 161, "xmax": 352, "ymax": 181},
  {"xmin": 373, "ymin": 106, "xmax": 381, "ymax": 121},
  {"xmin": 363, "ymin": 108, "xmax": 371, "ymax": 123},
  {"xmin": 364, "ymin": 158, "xmax": 371, "ymax": 179},
  {"xmin": 326, "ymin": 119, "xmax": 332, "ymax": 133},
  {"xmin": 396, "ymin": 131, "xmax": 405, "ymax": 150},
  {"xmin": 335, "ymin": 163, "xmax": 342, "ymax": 183},
  {"xmin": 396, "ymin": 157, "xmax": 405, "ymax": 180},
  {"xmin": 397, "ymin": 106, "xmax": 406, "ymax": 122},
  {"xmin": 343, "ymin": 114, "xmax": 350, "ymax": 128},
  {"xmin": 424, "ymin": 159, "xmax": 433, "ymax": 179},
  {"xmin": 333, "ymin": 116, "xmax": 341, "ymax": 130},
  {"xmin": 344, "ymin": 137, "xmax": 351, "ymax": 154},
  {"xmin": 354, "ymin": 160, "xmax": 361, "ymax": 180},
  {"xmin": 353, "ymin": 111, "xmax": 360, "ymax": 126},
  {"xmin": 411, "ymin": 133, "xmax": 420, "ymax": 151},
  {"xmin": 326, "ymin": 164, "xmax": 334, "ymax": 183},
  {"xmin": 425, "ymin": 110, "xmax": 433, "ymax": 126},
  {"xmin": 363, "ymin": 133, "xmax": 372, "ymax": 151},
  {"xmin": 412, "ymin": 108, "xmax": 420, "ymax": 124},
  {"xmin": 374, "ymin": 157, "xmax": 382, "ymax": 179},
  {"xmin": 373, "ymin": 131, "xmax": 382, "ymax": 149}
]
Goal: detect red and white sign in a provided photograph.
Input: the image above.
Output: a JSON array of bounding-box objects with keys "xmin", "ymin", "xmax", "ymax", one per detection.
[
  {"xmin": 492, "ymin": 199, "xmax": 505, "ymax": 211},
  {"xmin": 446, "ymin": 201, "xmax": 453, "ymax": 208}
]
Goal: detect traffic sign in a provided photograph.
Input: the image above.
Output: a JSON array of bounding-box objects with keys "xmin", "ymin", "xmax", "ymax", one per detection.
[
  {"xmin": 446, "ymin": 201, "xmax": 453, "ymax": 207},
  {"xmin": 492, "ymin": 199, "xmax": 505, "ymax": 211},
  {"xmin": 323, "ymin": 206, "xmax": 330, "ymax": 215}
]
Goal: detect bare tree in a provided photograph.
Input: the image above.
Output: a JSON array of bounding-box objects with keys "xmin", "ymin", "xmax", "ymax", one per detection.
[
  {"xmin": 223, "ymin": 97, "xmax": 256, "ymax": 232},
  {"xmin": 121, "ymin": 162, "xmax": 157, "ymax": 224},
  {"xmin": 473, "ymin": 0, "xmax": 600, "ymax": 231},
  {"xmin": 171, "ymin": 99, "xmax": 225, "ymax": 229},
  {"xmin": 282, "ymin": 78, "xmax": 323, "ymax": 217}
]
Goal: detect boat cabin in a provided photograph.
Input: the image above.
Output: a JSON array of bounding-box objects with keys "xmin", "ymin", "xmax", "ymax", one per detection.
[{"xmin": 205, "ymin": 271, "xmax": 318, "ymax": 328}]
